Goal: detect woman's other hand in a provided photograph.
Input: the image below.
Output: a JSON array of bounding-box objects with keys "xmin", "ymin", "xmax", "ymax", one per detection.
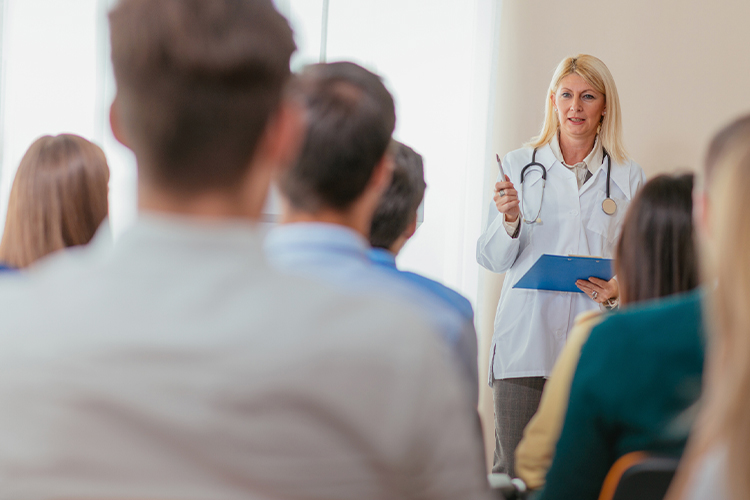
[
  {"xmin": 494, "ymin": 175, "xmax": 520, "ymax": 222},
  {"xmin": 575, "ymin": 277, "xmax": 619, "ymax": 303}
]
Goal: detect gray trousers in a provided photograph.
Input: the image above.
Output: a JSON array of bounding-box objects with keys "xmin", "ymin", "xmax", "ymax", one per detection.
[{"xmin": 491, "ymin": 377, "xmax": 546, "ymax": 477}]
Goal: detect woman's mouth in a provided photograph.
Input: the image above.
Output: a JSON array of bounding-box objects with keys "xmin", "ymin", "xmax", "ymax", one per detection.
[{"xmin": 568, "ymin": 117, "xmax": 585, "ymax": 124}]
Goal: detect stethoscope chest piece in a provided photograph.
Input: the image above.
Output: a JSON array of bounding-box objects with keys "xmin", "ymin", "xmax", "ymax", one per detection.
[
  {"xmin": 602, "ymin": 197, "xmax": 617, "ymax": 215},
  {"xmin": 600, "ymin": 149, "xmax": 617, "ymax": 216}
]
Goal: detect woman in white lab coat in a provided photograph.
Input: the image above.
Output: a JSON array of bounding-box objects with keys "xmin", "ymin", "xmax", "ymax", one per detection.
[{"xmin": 476, "ymin": 54, "xmax": 646, "ymax": 477}]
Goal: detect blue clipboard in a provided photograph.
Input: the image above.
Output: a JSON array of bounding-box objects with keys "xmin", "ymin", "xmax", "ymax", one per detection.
[{"xmin": 513, "ymin": 254, "xmax": 614, "ymax": 293}]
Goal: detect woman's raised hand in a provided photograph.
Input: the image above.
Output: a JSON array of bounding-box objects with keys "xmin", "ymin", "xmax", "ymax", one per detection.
[{"xmin": 494, "ymin": 175, "xmax": 520, "ymax": 222}]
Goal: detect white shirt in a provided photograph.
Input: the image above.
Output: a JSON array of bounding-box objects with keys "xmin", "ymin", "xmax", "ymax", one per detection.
[
  {"xmin": 477, "ymin": 144, "xmax": 646, "ymax": 380},
  {"xmin": 0, "ymin": 215, "xmax": 493, "ymax": 500},
  {"xmin": 550, "ymin": 133, "xmax": 604, "ymax": 189}
]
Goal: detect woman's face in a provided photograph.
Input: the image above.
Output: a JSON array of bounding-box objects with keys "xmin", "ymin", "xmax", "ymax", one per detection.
[{"xmin": 551, "ymin": 73, "xmax": 606, "ymax": 143}]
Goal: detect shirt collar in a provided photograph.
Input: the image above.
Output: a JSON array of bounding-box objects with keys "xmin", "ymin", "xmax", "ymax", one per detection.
[
  {"xmin": 264, "ymin": 222, "xmax": 370, "ymax": 259},
  {"xmin": 535, "ymin": 143, "xmax": 634, "ymax": 200},
  {"xmin": 367, "ymin": 247, "xmax": 397, "ymax": 268},
  {"xmin": 550, "ymin": 132, "xmax": 604, "ymax": 175},
  {"xmin": 580, "ymin": 153, "xmax": 634, "ymax": 200},
  {"xmin": 116, "ymin": 212, "xmax": 266, "ymax": 256}
]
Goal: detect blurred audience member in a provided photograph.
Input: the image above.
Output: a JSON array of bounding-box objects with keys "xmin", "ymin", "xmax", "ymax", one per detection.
[
  {"xmin": 266, "ymin": 62, "xmax": 479, "ymax": 403},
  {"xmin": 0, "ymin": 134, "xmax": 109, "ymax": 268},
  {"xmin": 537, "ymin": 175, "xmax": 704, "ymax": 500},
  {"xmin": 667, "ymin": 115, "xmax": 750, "ymax": 500},
  {"xmin": 0, "ymin": 1, "xmax": 493, "ymax": 499},
  {"xmin": 516, "ymin": 173, "xmax": 699, "ymax": 489},
  {"xmin": 368, "ymin": 141, "xmax": 474, "ymax": 323}
]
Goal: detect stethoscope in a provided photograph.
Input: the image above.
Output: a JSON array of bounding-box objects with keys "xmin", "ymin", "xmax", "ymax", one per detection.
[{"xmin": 519, "ymin": 148, "xmax": 617, "ymax": 224}]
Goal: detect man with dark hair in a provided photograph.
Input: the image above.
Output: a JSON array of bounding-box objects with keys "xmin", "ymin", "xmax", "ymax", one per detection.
[
  {"xmin": 266, "ymin": 63, "xmax": 479, "ymax": 403},
  {"xmin": 368, "ymin": 142, "xmax": 475, "ymax": 323},
  {"xmin": 0, "ymin": 2, "xmax": 493, "ymax": 499}
]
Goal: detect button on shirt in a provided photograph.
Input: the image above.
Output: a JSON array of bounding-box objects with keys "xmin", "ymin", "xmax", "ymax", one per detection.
[{"xmin": 265, "ymin": 223, "xmax": 478, "ymax": 404}]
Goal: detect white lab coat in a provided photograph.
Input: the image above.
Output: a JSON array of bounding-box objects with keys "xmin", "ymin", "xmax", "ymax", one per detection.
[{"xmin": 477, "ymin": 144, "xmax": 646, "ymax": 383}]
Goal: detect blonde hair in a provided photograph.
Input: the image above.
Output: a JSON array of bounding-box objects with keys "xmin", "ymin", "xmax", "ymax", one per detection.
[
  {"xmin": 0, "ymin": 134, "xmax": 110, "ymax": 268},
  {"xmin": 527, "ymin": 54, "xmax": 628, "ymax": 165},
  {"xmin": 667, "ymin": 115, "xmax": 750, "ymax": 500}
]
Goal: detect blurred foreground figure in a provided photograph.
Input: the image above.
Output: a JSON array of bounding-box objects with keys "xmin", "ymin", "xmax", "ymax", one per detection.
[
  {"xmin": 0, "ymin": 1, "xmax": 494, "ymax": 499},
  {"xmin": 667, "ymin": 116, "xmax": 750, "ymax": 500},
  {"xmin": 0, "ymin": 134, "xmax": 109, "ymax": 269},
  {"xmin": 533, "ymin": 174, "xmax": 703, "ymax": 500}
]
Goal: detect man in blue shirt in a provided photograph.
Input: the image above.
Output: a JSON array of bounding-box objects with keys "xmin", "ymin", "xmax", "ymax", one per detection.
[
  {"xmin": 265, "ymin": 62, "xmax": 478, "ymax": 404},
  {"xmin": 368, "ymin": 142, "xmax": 474, "ymax": 324}
]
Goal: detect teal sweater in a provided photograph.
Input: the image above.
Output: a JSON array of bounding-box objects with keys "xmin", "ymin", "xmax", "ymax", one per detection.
[{"xmin": 539, "ymin": 291, "xmax": 705, "ymax": 500}]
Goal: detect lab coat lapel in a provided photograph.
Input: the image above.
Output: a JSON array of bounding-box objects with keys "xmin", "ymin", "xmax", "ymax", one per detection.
[
  {"xmin": 578, "ymin": 166, "xmax": 605, "ymax": 198},
  {"xmin": 578, "ymin": 156, "xmax": 633, "ymax": 200},
  {"xmin": 534, "ymin": 144, "xmax": 561, "ymax": 176},
  {"xmin": 609, "ymin": 161, "xmax": 633, "ymax": 200}
]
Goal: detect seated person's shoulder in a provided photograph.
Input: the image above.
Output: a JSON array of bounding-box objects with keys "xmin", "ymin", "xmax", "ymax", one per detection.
[
  {"xmin": 576, "ymin": 290, "xmax": 704, "ymax": 399},
  {"xmin": 397, "ymin": 270, "xmax": 474, "ymax": 321},
  {"xmin": 368, "ymin": 250, "xmax": 473, "ymax": 321},
  {"xmin": 587, "ymin": 290, "xmax": 703, "ymax": 351},
  {"xmin": 238, "ymin": 269, "xmax": 451, "ymax": 376}
]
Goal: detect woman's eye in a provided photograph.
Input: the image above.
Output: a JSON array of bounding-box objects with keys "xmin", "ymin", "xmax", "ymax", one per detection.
[
  {"xmin": 560, "ymin": 92, "xmax": 572, "ymax": 98},
  {"xmin": 583, "ymin": 94, "xmax": 596, "ymax": 100}
]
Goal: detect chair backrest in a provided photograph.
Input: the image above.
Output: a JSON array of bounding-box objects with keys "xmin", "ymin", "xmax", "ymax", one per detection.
[{"xmin": 598, "ymin": 451, "xmax": 680, "ymax": 500}]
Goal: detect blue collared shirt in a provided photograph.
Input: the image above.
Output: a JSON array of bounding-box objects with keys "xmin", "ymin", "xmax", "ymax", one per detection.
[
  {"xmin": 265, "ymin": 223, "xmax": 478, "ymax": 403},
  {"xmin": 368, "ymin": 248, "xmax": 474, "ymax": 323}
]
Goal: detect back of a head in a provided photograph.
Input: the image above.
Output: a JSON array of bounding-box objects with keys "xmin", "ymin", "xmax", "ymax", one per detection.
[
  {"xmin": 704, "ymin": 114, "xmax": 750, "ymax": 188},
  {"xmin": 614, "ymin": 173, "xmax": 698, "ymax": 304},
  {"xmin": 0, "ymin": 134, "xmax": 110, "ymax": 268},
  {"xmin": 369, "ymin": 142, "xmax": 425, "ymax": 249},
  {"xmin": 108, "ymin": 0, "xmax": 295, "ymax": 193},
  {"xmin": 280, "ymin": 62, "xmax": 396, "ymax": 212}
]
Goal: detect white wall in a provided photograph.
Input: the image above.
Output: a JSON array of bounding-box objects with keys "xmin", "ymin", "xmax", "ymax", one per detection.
[{"xmin": 477, "ymin": 0, "xmax": 750, "ymax": 466}]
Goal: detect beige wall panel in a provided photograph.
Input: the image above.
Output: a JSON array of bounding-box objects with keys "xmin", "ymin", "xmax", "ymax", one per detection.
[{"xmin": 478, "ymin": 0, "xmax": 750, "ymax": 468}]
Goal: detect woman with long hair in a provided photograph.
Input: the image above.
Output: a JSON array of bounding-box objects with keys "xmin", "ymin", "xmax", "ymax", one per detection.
[
  {"xmin": 515, "ymin": 173, "xmax": 699, "ymax": 490},
  {"xmin": 0, "ymin": 134, "xmax": 110, "ymax": 268}
]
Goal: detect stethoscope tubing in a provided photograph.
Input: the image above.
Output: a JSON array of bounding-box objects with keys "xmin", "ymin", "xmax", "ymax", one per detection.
[{"xmin": 518, "ymin": 147, "xmax": 614, "ymax": 224}]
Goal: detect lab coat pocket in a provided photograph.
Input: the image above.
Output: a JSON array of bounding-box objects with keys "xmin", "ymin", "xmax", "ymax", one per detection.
[{"xmin": 586, "ymin": 190, "xmax": 627, "ymax": 251}]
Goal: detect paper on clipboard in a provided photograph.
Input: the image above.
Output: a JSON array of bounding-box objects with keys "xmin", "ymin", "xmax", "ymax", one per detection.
[{"xmin": 512, "ymin": 254, "xmax": 614, "ymax": 293}]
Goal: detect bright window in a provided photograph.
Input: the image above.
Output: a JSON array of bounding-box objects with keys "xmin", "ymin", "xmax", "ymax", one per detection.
[{"xmin": 0, "ymin": 0, "xmax": 499, "ymax": 306}]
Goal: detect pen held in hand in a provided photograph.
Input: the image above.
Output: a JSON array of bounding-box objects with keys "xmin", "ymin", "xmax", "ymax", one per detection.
[{"xmin": 496, "ymin": 153, "xmax": 507, "ymax": 181}]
